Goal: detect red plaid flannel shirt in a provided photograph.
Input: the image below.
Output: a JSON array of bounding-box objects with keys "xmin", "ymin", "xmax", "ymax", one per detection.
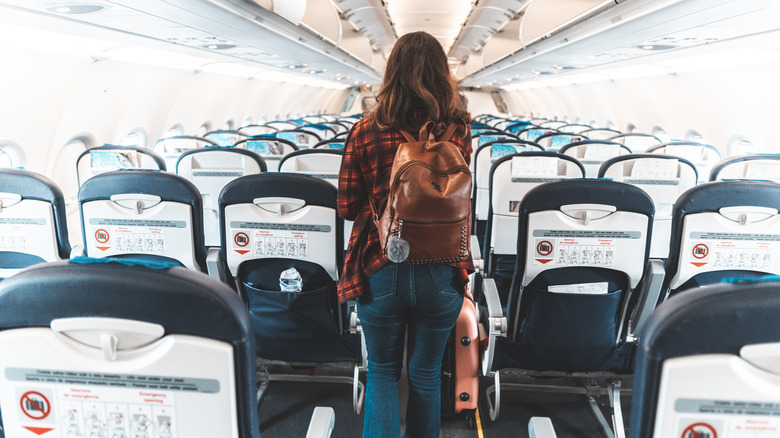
[{"xmin": 336, "ymin": 114, "xmax": 474, "ymax": 303}]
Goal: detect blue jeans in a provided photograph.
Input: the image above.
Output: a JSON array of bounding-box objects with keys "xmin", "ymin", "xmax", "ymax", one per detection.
[{"xmin": 358, "ymin": 263, "xmax": 463, "ymax": 438}]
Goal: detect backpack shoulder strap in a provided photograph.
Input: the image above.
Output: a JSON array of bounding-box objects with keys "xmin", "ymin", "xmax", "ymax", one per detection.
[
  {"xmin": 438, "ymin": 123, "xmax": 459, "ymax": 142},
  {"xmin": 400, "ymin": 130, "xmax": 416, "ymax": 142}
]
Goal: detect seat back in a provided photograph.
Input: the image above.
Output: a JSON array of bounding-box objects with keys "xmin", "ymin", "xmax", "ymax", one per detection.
[
  {"xmin": 313, "ymin": 139, "xmax": 346, "ymax": 150},
  {"xmin": 301, "ymin": 124, "xmax": 337, "ymax": 140},
  {"xmin": 499, "ymin": 179, "xmax": 653, "ymax": 372},
  {"xmin": 506, "ymin": 121, "xmax": 533, "ymax": 134},
  {"xmin": 219, "ymin": 174, "xmax": 359, "ymax": 363},
  {"xmin": 710, "ymin": 154, "xmax": 780, "ymax": 182},
  {"xmin": 278, "ymin": 150, "xmax": 343, "ymax": 187},
  {"xmin": 665, "ymin": 181, "xmax": 780, "ymax": 293},
  {"xmin": 176, "ymin": 148, "xmax": 266, "ymax": 247},
  {"xmin": 609, "ymin": 133, "xmax": 662, "ymax": 153},
  {"xmin": 76, "ymin": 145, "xmax": 166, "ymax": 186},
  {"xmin": 204, "ymin": 130, "xmax": 249, "ymax": 147},
  {"xmin": 0, "ymin": 169, "xmax": 71, "ymax": 278},
  {"xmin": 220, "ymin": 173, "xmax": 342, "ymax": 280},
  {"xmin": 599, "ymin": 154, "xmax": 698, "ymax": 259},
  {"xmin": 560, "ymin": 140, "xmax": 632, "ymax": 178},
  {"xmin": 0, "ymin": 258, "xmax": 259, "ymax": 438},
  {"xmin": 275, "ymin": 129, "xmax": 321, "ymax": 148},
  {"xmin": 236, "ymin": 137, "xmax": 298, "ymax": 172},
  {"xmin": 471, "ymin": 132, "xmax": 518, "ymax": 150},
  {"xmin": 534, "ymin": 132, "xmax": 588, "ymax": 152},
  {"xmin": 152, "ymin": 136, "xmax": 218, "ymax": 171},
  {"xmin": 648, "ymin": 142, "xmax": 722, "ymax": 184},
  {"xmin": 630, "ymin": 280, "xmax": 780, "ymax": 438},
  {"xmin": 557, "ymin": 124, "xmax": 592, "ymax": 134},
  {"xmin": 538, "ymin": 121, "xmax": 568, "ymax": 130},
  {"xmin": 78, "ymin": 170, "xmax": 206, "ymax": 271},
  {"xmin": 517, "ymin": 127, "xmax": 557, "ymax": 142},
  {"xmin": 472, "ymin": 140, "xmax": 544, "ymax": 225},
  {"xmin": 580, "ymin": 128, "xmax": 621, "ymax": 140},
  {"xmin": 486, "ymin": 153, "xmax": 585, "ymax": 261}
]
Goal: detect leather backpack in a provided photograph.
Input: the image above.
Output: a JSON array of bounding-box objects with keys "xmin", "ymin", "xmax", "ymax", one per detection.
[{"xmin": 370, "ymin": 121, "xmax": 472, "ymax": 263}]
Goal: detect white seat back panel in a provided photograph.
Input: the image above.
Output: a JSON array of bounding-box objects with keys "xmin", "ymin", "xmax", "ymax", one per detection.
[
  {"xmin": 225, "ymin": 203, "xmax": 338, "ymax": 280},
  {"xmin": 670, "ymin": 211, "xmax": 780, "ymax": 289},
  {"xmin": 524, "ymin": 210, "xmax": 648, "ymax": 288},
  {"xmin": 0, "ymin": 329, "xmax": 238, "ymax": 438},
  {"xmin": 652, "ymin": 351, "xmax": 780, "ymax": 438},
  {"xmin": 0, "ymin": 200, "xmax": 60, "ymax": 262},
  {"xmin": 82, "ymin": 200, "xmax": 197, "ymax": 270}
]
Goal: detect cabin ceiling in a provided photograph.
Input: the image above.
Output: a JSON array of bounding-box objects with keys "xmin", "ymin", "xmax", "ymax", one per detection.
[{"xmin": 2, "ymin": 0, "xmax": 778, "ymax": 91}]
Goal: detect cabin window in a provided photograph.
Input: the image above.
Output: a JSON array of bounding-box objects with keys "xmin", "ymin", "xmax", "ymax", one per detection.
[
  {"xmin": 589, "ymin": 119, "xmax": 599, "ymax": 128},
  {"xmin": 197, "ymin": 122, "xmax": 212, "ymax": 137},
  {"xmin": 652, "ymin": 126, "xmax": 671, "ymax": 143},
  {"xmin": 164, "ymin": 124, "xmax": 184, "ymax": 138},
  {"xmin": 0, "ymin": 142, "xmax": 25, "ymax": 168},
  {"xmin": 242, "ymin": 116, "xmax": 254, "ymax": 128},
  {"xmin": 606, "ymin": 121, "xmax": 618, "ymax": 130},
  {"xmin": 685, "ymin": 129, "xmax": 706, "ymax": 144},
  {"xmin": 728, "ymin": 136, "xmax": 760, "ymax": 156},
  {"xmin": 225, "ymin": 119, "xmax": 235, "ymax": 130},
  {"xmin": 120, "ymin": 128, "xmax": 147, "ymax": 148},
  {"xmin": 53, "ymin": 136, "xmax": 94, "ymax": 245},
  {"xmin": 626, "ymin": 123, "xmax": 637, "ymax": 133}
]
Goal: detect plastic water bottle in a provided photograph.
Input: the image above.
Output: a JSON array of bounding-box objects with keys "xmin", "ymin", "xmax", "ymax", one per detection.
[{"xmin": 279, "ymin": 267, "xmax": 302, "ymax": 292}]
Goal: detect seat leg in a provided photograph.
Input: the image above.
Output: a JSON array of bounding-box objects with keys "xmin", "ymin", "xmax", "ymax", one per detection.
[
  {"xmin": 257, "ymin": 372, "xmax": 271, "ymax": 405},
  {"xmin": 609, "ymin": 380, "xmax": 626, "ymax": 438},
  {"xmin": 352, "ymin": 364, "xmax": 365, "ymax": 415},
  {"xmin": 586, "ymin": 394, "xmax": 615, "ymax": 438},
  {"xmin": 486, "ymin": 370, "xmax": 501, "ymax": 421}
]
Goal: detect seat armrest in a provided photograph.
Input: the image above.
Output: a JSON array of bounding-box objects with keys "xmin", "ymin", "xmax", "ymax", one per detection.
[
  {"xmin": 528, "ymin": 417, "xmax": 558, "ymax": 438},
  {"xmin": 206, "ymin": 247, "xmax": 222, "ymax": 282},
  {"xmin": 480, "ymin": 278, "xmax": 507, "ymax": 376},
  {"xmin": 305, "ymin": 406, "xmax": 335, "ymax": 438},
  {"xmin": 628, "ymin": 258, "xmax": 666, "ymax": 340}
]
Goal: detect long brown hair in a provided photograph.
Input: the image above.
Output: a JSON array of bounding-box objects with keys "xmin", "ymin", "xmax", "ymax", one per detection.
[{"xmin": 373, "ymin": 31, "xmax": 470, "ymax": 134}]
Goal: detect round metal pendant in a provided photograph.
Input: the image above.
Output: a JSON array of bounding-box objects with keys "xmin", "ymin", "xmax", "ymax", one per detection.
[{"xmin": 387, "ymin": 235, "xmax": 410, "ymax": 263}]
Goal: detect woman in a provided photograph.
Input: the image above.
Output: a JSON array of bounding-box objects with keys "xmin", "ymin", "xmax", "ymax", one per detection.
[{"xmin": 337, "ymin": 31, "xmax": 473, "ymax": 438}]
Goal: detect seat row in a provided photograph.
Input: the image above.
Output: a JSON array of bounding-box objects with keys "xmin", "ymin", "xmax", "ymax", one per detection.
[{"xmin": 472, "ymin": 176, "xmax": 780, "ymax": 437}]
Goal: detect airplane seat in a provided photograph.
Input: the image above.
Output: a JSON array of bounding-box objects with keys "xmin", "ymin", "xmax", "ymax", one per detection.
[
  {"xmin": 480, "ymin": 179, "xmax": 654, "ymax": 437},
  {"xmin": 709, "ymin": 154, "xmax": 780, "ymax": 183},
  {"xmin": 76, "ymin": 144, "xmax": 167, "ymax": 187},
  {"xmin": 471, "ymin": 139, "xmax": 543, "ymax": 240},
  {"xmin": 278, "ymin": 149, "xmax": 344, "ymax": 188},
  {"xmin": 664, "ymin": 180, "xmax": 780, "ymax": 298},
  {"xmin": 534, "ymin": 132, "xmax": 589, "ymax": 152},
  {"xmin": 175, "ymin": 148, "xmax": 266, "ymax": 248},
  {"xmin": 647, "ymin": 142, "xmax": 722, "ymax": 184},
  {"xmin": 480, "ymin": 152, "xmax": 585, "ymax": 307},
  {"xmin": 580, "ymin": 128, "xmax": 621, "ymax": 140},
  {"xmin": 608, "ymin": 133, "xmax": 662, "ymax": 153},
  {"xmin": 152, "ymin": 135, "xmax": 219, "ymax": 171},
  {"xmin": 0, "ymin": 258, "xmax": 259, "ymax": 437},
  {"xmin": 275, "ymin": 129, "xmax": 322, "ymax": 149},
  {"xmin": 313, "ymin": 139, "xmax": 346, "ymax": 150},
  {"xmin": 505, "ymin": 121, "xmax": 533, "ymax": 134},
  {"xmin": 471, "ymin": 132, "xmax": 519, "ymax": 151},
  {"xmin": 219, "ymin": 173, "xmax": 364, "ymax": 414},
  {"xmin": 629, "ymin": 279, "xmax": 780, "ymax": 438},
  {"xmin": 599, "ymin": 153, "xmax": 699, "ymax": 260},
  {"xmin": 240, "ymin": 124, "xmax": 279, "ymax": 136},
  {"xmin": 0, "ymin": 169, "xmax": 71, "ymax": 279},
  {"xmin": 517, "ymin": 127, "xmax": 557, "ymax": 142},
  {"xmin": 235, "ymin": 137, "xmax": 299, "ymax": 172},
  {"xmin": 559, "ymin": 140, "xmax": 632, "ymax": 178},
  {"xmin": 77, "ymin": 170, "xmax": 207, "ymax": 272},
  {"xmin": 204, "ymin": 129, "xmax": 249, "ymax": 147}
]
